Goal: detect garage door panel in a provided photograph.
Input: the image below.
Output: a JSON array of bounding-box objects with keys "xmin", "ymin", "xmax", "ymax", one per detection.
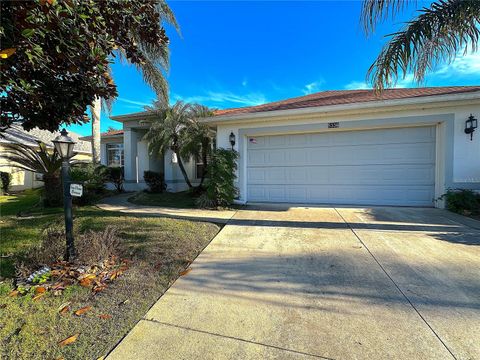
[
  {"xmin": 249, "ymin": 165, "xmax": 435, "ymax": 186},
  {"xmin": 247, "ymin": 127, "xmax": 436, "ymax": 206},
  {"xmin": 247, "ymin": 184, "xmax": 435, "ymax": 206}
]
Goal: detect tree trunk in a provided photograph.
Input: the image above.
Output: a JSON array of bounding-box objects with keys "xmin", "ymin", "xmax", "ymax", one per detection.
[
  {"xmin": 43, "ymin": 173, "xmax": 62, "ymax": 207},
  {"xmin": 199, "ymin": 146, "xmax": 208, "ymax": 187},
  {"xmin": 90, "ymin": 97, "xmax": 101, "ymax": 164},
  {"xmin": 175, "ymin": 150, "xmax": 193, "ymax": 188}
]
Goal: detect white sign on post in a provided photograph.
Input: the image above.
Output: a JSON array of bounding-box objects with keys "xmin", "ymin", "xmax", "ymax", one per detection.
[{"xmin": 70, "ymin": 183, "xmax": 83, "ymax": 197}]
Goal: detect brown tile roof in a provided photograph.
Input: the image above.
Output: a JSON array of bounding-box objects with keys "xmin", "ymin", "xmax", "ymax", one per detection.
[
  {"xmin": 101, "ymin": 129, "xmax": 124, "ymax": 136},
  {"xmin": 80, "ymin": 129, "xmax": 124, "ymax": 141},
  {"xmin": 214, "ymin": 86, "xmax": 480, "ymax": 117}
]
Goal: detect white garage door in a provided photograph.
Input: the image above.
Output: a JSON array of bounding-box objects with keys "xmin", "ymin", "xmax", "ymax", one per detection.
[{"xmin": 247, "ymin": 126, "xmax": 436, "ymax": 206}]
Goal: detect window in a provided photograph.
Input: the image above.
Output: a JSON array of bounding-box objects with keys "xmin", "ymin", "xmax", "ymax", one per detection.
[
  {"xmin": 195, "ymin": 160, "xmax": 205, "ymax": 179},
  {"xmin": 106, "ymin": 143, "xmax": 124, "ymax": 167}
]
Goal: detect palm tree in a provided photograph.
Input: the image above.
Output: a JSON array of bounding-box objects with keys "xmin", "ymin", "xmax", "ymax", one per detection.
[
  {"xmin": 180, "ymin": 104, "xmax": 216, "ymax": 187},
  {"xmin": 90, "ymin": 97, "xmax": 102, "ymax": 164},
  {"xmin": 0, "ymin": 142, "xmax": 63, "ymax": 206},
  {"xmin": 143, "ymin": 100, "xmax": 194, "ymax": 189},
  {"xmin": 362, "ymin": 0, "xmax": 480, "ymax": 90},
  {"xmin": 89, "ymin": 1, "xmax": 179, "ymax": 160}
]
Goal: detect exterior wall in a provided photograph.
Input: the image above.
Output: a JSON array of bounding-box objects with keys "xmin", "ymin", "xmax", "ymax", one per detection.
[
  {"xmin": 215, "ymin": 103, "xmax": 480, "ymax": 205},
  {"xmin": 102, "ymin": 132, "xmax": 173, "ymax": 192},
  {"xmin": 163, "ymin": 149, "xmax": 199, "ymax": 192}
]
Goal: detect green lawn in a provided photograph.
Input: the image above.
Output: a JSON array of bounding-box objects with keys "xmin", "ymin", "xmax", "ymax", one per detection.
[
  {"xmin": 128, "ymin": 190, "xmax": 198, "ymax": 208},
  {"xmin": 0, "ymin": 189, "xmax": 61, "ymax": 217},
  {"xmin": 0, "ymin": 191, "xmax": 220, "ymax": 359}
]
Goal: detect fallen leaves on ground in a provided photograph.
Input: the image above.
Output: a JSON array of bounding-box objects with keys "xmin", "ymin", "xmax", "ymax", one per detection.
[
  {"xmin": 179, "ymin": 267, "xmax": 192, "ymax": 276},
  {"xmin": 32, "ymin": 292, "xmax": 46, "ymax": 301},
  {"xmin": 74, "ymin": 306, "xmax": 92, "ymax": 316},
  {"xmin": 98, "ymin": 314, "xmax": 112, "ymax": 320},
  {"xmin": 13, "ymin": 256, "xmax": 130, "ymax": 298},
  {"xmin": 58, "ymin": 302, "xmax": 71, "ymax": 315},
  {"xmin": 58, "ymin": 333, "xmax": 79, "ymax": 347},
  {"xmin": 8, "ymin": 290, "xmax": 19, "ymax": 297},
  {"xmin": 34, "ymin": 286, "xmax": 46, "ymax": 294}
]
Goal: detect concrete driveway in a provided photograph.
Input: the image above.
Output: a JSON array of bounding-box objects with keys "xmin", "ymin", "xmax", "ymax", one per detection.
[{"xmin": 107, "ymin": 205, "xmax": 480, "ymax": 360}]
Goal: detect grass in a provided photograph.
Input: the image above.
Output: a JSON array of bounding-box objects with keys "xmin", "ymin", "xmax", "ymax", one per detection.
[
  {"xmin": 128, "ymin": 191, "xmax": 198, "ymax": 208},
  {"xmin": 0, "ymin": 189, "xmax": 61, "ymax": 217},
  {"xmin": 0, "ymin": 191, "xmax": 221, "ymax": 359}
]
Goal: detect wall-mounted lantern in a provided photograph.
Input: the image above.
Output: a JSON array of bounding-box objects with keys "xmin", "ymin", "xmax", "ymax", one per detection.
[
  {"xmin": 465, "ymin": 114, "xmax": 478, "ymax": 141},
  {"xmin": 229, "ymin": 132, "xmax": 236, "ymax": 149}
]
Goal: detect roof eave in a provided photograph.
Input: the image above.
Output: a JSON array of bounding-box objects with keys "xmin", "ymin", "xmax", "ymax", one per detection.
[
  {"xmin": 110, "ymin": 111, "xmax": 155, "ymax": 122},
  {"xmin": 202, "ymin": 92, "xmax": 480, "ymax": 124}
]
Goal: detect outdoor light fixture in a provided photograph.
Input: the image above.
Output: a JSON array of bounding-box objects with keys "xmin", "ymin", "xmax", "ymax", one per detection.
[
  {"xmin": 229, "ymin": 132, "xmax": 236, "ymax": 149},
  {"xmin": 52, "ymin": 129, "xmax": 77, "ymax": 260},
  {"xmin": 465, "ymin": 114, "xmax": 478, "ymax": 141},
  {"xmin": 53, "ymin": 128, "xmax": 76, "ymax": 159}
]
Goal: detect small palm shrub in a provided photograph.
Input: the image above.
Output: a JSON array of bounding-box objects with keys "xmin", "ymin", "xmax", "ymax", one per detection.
[
  {"xmin": 440, "ymin": 189, "xmax": 480, "ymax": 215},
  {"xmin": 70, "ymin": 163, "xmax": 108, "ymax": 205},
  {"xmin": 106, "ymin": 166, "xmax": 124, "ymax": 193},
  {"xmin": 199, "ymin": 149, "xmax": 238, "ymax": 208},
  {"xmin": 143, "ymin": 171, "xmax": 166, "ymax": 193},
  {"xmin": 0, "ymin": 141, "xmax": 63, "ymax": 206},
  {"xmin": 0, "ymin": 171, "xmax": 12, "ymax": 194}
]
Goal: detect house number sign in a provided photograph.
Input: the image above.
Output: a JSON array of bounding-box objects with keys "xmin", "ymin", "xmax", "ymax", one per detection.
[
  {"xmin": 328, "ymin": 122, "xmax": 340, "ymax": 128},
  {"xmin": 70, "ymin": 183, "xmax": 83, "ymax": 197}
]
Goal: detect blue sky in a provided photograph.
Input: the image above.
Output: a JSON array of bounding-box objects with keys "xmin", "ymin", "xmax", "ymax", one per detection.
[{"xmin": 68, "ymin": 1, "xmax": 480, "ymax": 136}]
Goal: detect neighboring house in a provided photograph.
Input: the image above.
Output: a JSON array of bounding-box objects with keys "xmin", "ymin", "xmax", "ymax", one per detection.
[
  {"xmin": 95, "ymin": 86, "xmax": 480, "ymax": 208},
  {"xmin": 0, "ymin": 125, "xmax": 92, "ymax": 191}
]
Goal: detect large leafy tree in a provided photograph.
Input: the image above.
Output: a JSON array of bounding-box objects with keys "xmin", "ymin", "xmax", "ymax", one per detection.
[
  {"xmin": 362, "ymin": 0, "xmax": 480, "ymax": 90},
  {"xmin": 0, "ymin": 0, "xmax": 175, "ymax": 132}
]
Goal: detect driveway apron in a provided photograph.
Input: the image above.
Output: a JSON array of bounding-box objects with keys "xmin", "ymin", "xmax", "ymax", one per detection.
[{"xmin": 107, "ymin": 204, "xmax": 480, "ymax": 360}]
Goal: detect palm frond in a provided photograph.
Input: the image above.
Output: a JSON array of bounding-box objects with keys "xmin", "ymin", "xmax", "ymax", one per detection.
[
  {"xmin": 361, "ymin": 0, "xmax": 415, "ymax": 34},
  {"xmin": 0, "ymin": 142, "xmax": 62, "ymax": 176},
  {"xmin": 367, "ymin": 0, "xmax": 480, "ymax": 91},
  {"xmin": 158, "ymin": 0, "xmax": 181, "ymax": 34}
]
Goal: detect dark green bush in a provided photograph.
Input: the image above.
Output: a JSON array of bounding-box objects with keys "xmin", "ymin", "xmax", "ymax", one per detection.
[
  {"xmin": 143, "ymin": 171, "xmax": 166, "ymax": 193},
  {"xmin": 106, "ymin": 166, "xmax": 124, "ymax": 193},
  {"xmin": 0, "ymin": 171, "xmax": 12, "ymax": 194},
  {"xmin": 201, "ymin": 149, "xmax": 238, "ymax": 208},
  {"xmin": 43, "ymin": 173, "xmax": 62, "ymax": 207},
  {"xmin": 440, "ymin": 189, "xmax": 480, "ymax": 215},
  {"xmin": 70, "ymin": 163, "xmax": 108, "ymax": 205}
]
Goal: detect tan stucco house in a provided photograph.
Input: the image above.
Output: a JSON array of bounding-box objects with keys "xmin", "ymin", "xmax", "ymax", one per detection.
[
  {"xmin": 0, "ymin": 125, "xmax": 92, "ymax": 191},
  {"xmin": 94, "ymin": 86, "xmax": 480, "ymax": 208}
]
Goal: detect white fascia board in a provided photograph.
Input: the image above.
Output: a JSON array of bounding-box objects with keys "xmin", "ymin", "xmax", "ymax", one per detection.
[
  {"xmin": 203, "ymin": 92, "xmax": 480, "ymax": 125},
  {"xmin": 110, "ymin": 111, "xmax": 154, "ymax": 122}
]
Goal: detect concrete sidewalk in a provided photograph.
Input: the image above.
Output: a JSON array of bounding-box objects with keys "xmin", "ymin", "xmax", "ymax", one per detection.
[
  {"xmin": 106, "ymin": 205, "xmax": 480, "ymax": 360},
  {"xmin": 96, "ymin": 193, "xmax": 237, "ymax": 224}
]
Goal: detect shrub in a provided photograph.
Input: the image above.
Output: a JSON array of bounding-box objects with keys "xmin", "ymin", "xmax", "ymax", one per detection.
[
  {"xmin": 106, "ymin": 166, "xmax": 124, "ymax": 193},
  {"xmin": 195, "ymin": 192, "xmax": 217, "ymax": 209},
  {"xmin": 144, "ymin": 171, "xmax": 166, "ymax": 193},
  {"xmin": 0, "ymin": 171, "xmax": 12, "ymax": 194},
  {"xmin": 70, "ymin": 163, "xmax": 108, "ymax": 205},
  {"xmin": 201, "ymin": 149, "xmax": 238, "ymax": 208},
  {"xmin": 28, "ymin": 226, "xmax": 121, "ymax": 267},
  {"xmin": 440, "ymin": 189, "xmax": 480, "ymax": 215}
]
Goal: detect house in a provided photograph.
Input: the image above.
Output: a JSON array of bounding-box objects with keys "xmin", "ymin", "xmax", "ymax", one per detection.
[
  {"xmin": 97, "ymin": 86, "xmax": 480, "ymax": 208},
  {"xmin": 0, "ymin": 125, "xmax": 92, "ymax": 191},
  {"xmin": 80, "ymin": 127, "xmax": 203, "ymax": 193}
]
